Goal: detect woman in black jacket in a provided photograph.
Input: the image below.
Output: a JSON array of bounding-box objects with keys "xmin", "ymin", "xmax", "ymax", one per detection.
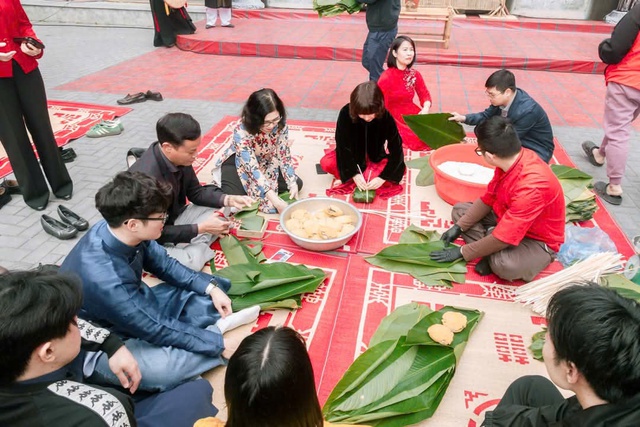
[{"xmin": 320, "ymin": 81, "xmax": 406, "ymax": 194}]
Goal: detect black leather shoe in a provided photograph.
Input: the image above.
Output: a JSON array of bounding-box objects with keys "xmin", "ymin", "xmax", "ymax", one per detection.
[
  {"xmin": 60, "ymin": 147, "xmax": 77, "ymax": 163},
  {"xmin": 57, "ymin": 205, "xmax": 89, "ymax": 231},
  {"xmin": 126, "ymin": 147, "xmax": 147, "ymax": 168},
  {"xmin": 41, "ymin": 214, "xmax": 78, "ymax": 240},
  {"xmin": 145, "ymin": 90, "xmax": 163, "ymax": 101},
  {"xmin": 117, "ymin": 92, "xmax": 147, "ymax": 105},
  {"xmin": 0, "ymin": 179, "xmax": 20, "ymax": 195}
]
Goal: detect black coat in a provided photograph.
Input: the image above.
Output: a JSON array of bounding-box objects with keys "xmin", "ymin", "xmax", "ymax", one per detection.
[
  {"xmin": 129, "ymin": 142, "xmax": 226, "ymax": 244},
  {"xmin": 334, "ymin": 104, "xmax": 406, "ymax": 184}
]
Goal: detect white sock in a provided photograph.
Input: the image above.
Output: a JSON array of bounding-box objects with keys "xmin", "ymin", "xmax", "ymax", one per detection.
[{"xmin": 215, "ymin": 305, "xmax": 260, "ymax": 334}]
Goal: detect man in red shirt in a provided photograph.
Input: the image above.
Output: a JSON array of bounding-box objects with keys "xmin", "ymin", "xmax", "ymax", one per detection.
[{"xmin": 430, "ymin": 116, "xmax": 565, "ymax": 282}]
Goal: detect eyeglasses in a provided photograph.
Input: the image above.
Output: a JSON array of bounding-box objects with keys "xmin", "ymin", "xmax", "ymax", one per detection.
[
  {"xmin": 485, "ymin": 89, "xmax": 503, "ymax": 99},
  {"xmin": 474, "ymin": 147, "xmax": 485, "ymax": 156},
  {"xmin": 126, "ymin": 214, "xmax": 168, "ymax": 225},
  {"xmin": 262, "ymin": 116, "xmax": 281, "ymax": 127}
]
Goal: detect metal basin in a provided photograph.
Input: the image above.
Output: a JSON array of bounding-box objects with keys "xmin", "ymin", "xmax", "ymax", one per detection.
[{"xmin": 280, "ymin": 198, "xmax": 362, "ymax": 252}]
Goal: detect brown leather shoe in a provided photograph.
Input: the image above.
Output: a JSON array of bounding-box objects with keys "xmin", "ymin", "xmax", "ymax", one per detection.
[
  {"xmin": 0, "ymin": 179, "xmax": 20, "ymax": 195},
  {"xmin": 117, "ymin": 92, "xmax": 147, "ymax": 105}
]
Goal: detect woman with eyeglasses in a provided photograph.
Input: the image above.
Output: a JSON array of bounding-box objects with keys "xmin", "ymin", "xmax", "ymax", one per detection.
[
  {"xmin": 215, "ymin": 88, "xmax": 302, "ymax": 213},
  {"xmin": 377, "ymin": 35, "xmax": 433, "ymax": 151},
  {"xmin": 319, "ymin": 81, "xmax": 406, "ymax": 198}
]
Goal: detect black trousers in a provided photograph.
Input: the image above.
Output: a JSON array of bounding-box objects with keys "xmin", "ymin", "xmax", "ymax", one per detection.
[
  {"xmin": 0, "ymin": 61, "xmax": 72, "ymax": 209},
  {"xmin": 220, "ymin": 154, "xmax": 303, "ymax": 196}
]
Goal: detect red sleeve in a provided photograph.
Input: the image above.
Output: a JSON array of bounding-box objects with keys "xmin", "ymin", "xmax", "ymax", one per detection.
[
  {"xmin": 414, "ymin": 71, "xmax": 431, "ymax": 105},
  {"xmin": 492, "ymin": 187, "xmax": 547, "ymax": 246}
]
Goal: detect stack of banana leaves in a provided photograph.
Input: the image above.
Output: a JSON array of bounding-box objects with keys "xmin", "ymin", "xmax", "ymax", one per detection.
[
  {"xmin": 365, "ymin": 225, "xmax": 467, "ymax": 287},
  {"xmin": 313, "ymin": 0, "xmax": 363, "ymax": 17},
  {"xmin": 550, "ymin": 165, "xmax": 597, "ymax": 222},
  {"xmin": 213, "ymin": 235, "xmax": 326, "ymax": 311},
  {"xmin": 324, "ymin": 303, "xmax": 483, "ymax": 426}
]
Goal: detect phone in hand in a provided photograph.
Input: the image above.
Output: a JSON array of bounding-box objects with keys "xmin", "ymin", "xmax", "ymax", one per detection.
[{"xmin": 13, "ymin": 37, "xmax": 45, "ymax": 50}]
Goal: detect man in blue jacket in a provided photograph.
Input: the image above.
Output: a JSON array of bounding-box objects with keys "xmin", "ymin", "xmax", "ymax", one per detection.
[
  {"xmin": 60, "ymin": 171, "xmax": 259, "ymax": 392},
  {"xmin": 450, "ymin": 69, "xmax": 554, "ymax": 163}
]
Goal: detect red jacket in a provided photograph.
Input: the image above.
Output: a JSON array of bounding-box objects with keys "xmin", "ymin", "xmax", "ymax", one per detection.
[
  {"xmin": 481, "ymin": 149, "xmax": 565, "ymax": 252},
  {"xmin": 0, "ymin": 0, "xmax": 44, "ymax": 77}
]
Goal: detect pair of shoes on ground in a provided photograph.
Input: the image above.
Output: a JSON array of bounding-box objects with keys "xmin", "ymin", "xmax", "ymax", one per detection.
[
  {"xmin": 86, "ymin": 119, "xmax": 124, "ymax": 138},
  {"xmin": 581, "ymin": 141, "xmax": 623, "ymax": 206},
  {"xmin": 41, "ymin": 205, "xmax": 89, "ymax": 240},
  {"xmin": 60, "ymin": 147, "xmax": 77, "ymax": 163},
  {"xmin": 117, "ymin": 90, "xmax": 164, "ymax": 105},
  {"xmin": 0, "ymin": 179, "xmax": 20, "ymax": 195},
  {"xmin": 205, "ymin": 23, "xmax": 234, "ymax": 28}
]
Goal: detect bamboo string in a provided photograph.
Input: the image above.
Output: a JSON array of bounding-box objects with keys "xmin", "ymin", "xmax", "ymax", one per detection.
[{"xmin": 513, "ymin": 252, "xmax": 625, "ymax": 316}]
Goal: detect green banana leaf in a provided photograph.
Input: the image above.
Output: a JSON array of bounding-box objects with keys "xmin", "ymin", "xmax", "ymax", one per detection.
[
  {"xmin": 366, "ymin": 242, "xmax": 467, "ymax": 288},
  {"xmin": 405, "ymin": 156, "xmax": 434, "ymax": 187},
  {"xmin": 218, "ymin": 262, "xmax": 319, "ymax": 295},
  {"xmin": 601, "ymin": 273, "xmax": 640, "ymax": 302},
  {"xmin": 219, "ymin": 235, "xmax": 259, "ymax": 265},
  {"xmin": 278, "ymin": 191, "xmax": 295, "ymax": 204},
  {"xmin": 370, "ymin": 302, "xmax": 433, "ymax": 347},
  {"xmin": 354, "ymin": 188, "xmax": 376, "ymax": 203},
  {"xmin": 324, "ymin": 305, "xmax": 482, "ymax": 426},
  {"xmin": 405, "ymin": 307, "xmax": 483, "ymax": 357},
  {"xmin": 398, "ymin": 225, "xmax": 441, "ymax": 244},
  {"xmin": 550, "ymin": 164, "xmax": 592, "ymax": 180},
  {"xmin": 529, "ymin": 329, "xmax": 546, "ymax": 361},
  {"xmin": 259, "ymin": 296, "xmax": 302, "ymax": 310},
  {"xmin": 403, "ymin": 113, "xmax": 465, "ymax": 149}
]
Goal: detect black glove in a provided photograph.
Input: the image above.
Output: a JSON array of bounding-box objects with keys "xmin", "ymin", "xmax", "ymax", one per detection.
[
  {"xmin": 440, "ymin": 224, "xmax": 462, "ymax": 246},
  {"xmin": 430, "ymin": 246, "xmax": 463, "ymax": 263}
]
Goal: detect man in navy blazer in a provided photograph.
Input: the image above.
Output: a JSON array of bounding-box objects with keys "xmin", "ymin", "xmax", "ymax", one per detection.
[{"xmin": 450, "ymin": 69, "xmax": 554, "ymax": 163}]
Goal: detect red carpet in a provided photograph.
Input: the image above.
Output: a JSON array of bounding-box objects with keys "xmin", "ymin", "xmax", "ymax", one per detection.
[
  {"xmin": 0, "ymin": 100, "xmax": 131, "ymax": 179},
  {"xmin": 196, "ymin": 117, "xmax": 634, "ymax": 425},
  {"xmin": 175, "ymin": 11, "xmax": 610, "ymax": 74}
]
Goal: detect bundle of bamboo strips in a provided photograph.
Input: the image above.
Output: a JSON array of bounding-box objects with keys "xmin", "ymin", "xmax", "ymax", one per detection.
[{"xmin": 514, "ymin": 252, "xmax": 625, "ymax": 316}]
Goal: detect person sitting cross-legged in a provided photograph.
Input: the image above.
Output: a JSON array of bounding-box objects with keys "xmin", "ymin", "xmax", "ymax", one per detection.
[
  {"xmin": 129, "ymin": 112, "xmax": 253, "ymax": 271},
  {"xmin": 60, "ymin": 171, "xmax": 259, "ymax": 393},
  {"xmin": 430, "ymin": 116, "xmax": 565, "ymax": 282},
  {"xmin": 482, "ymin": 283, "xmax": 640, "ymax": 426},
  {"xmin": 0, "ymin": 269, "xmax": 219, "ymax": 427}
]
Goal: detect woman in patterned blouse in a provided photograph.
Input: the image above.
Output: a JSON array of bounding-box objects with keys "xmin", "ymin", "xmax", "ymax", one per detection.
[
  {"xmin": 377, "ymin": 35, "xmax": 433, "ymax": 151},
  {"xmin": 217, "ymin": 88, "xmax": 302, "ymax": 213}
]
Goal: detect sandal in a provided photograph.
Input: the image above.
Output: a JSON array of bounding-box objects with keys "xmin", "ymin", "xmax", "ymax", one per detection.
[
  {"xmin": 581, "ymin": 141, "xmax": 604, "ymax": 167},
  {"xmin": 593, "ymin": 181, "xmax": 622, "ymax": 206}
]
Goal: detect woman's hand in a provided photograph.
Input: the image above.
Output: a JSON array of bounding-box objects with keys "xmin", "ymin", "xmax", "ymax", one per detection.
[
  {"xmin": 366, "ymin": 177, "xmax": 385, "ymax": 190},
  {"xmin": 0, "ymin": 43, "xmax": 16, "ymax": 62},
  {"xmin": 353, "ymin": 174, "xmax": 368, "ymax": 191},
  {"xmin": 20, "ymin": 42, "xmax": 41, "ymax": 57},
  {"xmin": 274, "ymin": 197, "xmax": 288, "ymax": 213},
  {"xmin": 419, "ymin": 101, "xmax": 431, "ymax": 115},
  {"xmin": 288, "ymin": 182, "xmax": 299, "ymax": 200},
  {"xmin": 225, "ymin": 195, "xmax": 254, "ymax": 210}
]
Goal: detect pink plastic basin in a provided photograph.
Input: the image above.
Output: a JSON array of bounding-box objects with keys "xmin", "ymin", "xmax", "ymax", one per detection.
[{"xmin": 429, "ymin": 143, "xmax": 495, "ymax": 205}]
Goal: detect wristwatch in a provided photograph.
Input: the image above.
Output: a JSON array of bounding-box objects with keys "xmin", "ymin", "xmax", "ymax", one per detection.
[{"xmin": 205, "ymin": 279, "xmax": 218, "ymax": 295}]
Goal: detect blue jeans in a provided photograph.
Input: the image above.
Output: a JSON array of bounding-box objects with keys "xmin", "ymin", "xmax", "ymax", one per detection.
[
  {"xmin": 89, "ymin": 284, "xmax": 225, "ymax": 392},
  {"xmin": 362, "ymin": 27, "xmax": 398, "ymax": 82}
]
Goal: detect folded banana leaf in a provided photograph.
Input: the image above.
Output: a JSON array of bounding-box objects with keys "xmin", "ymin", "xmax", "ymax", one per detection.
[
  {"xmin": 354, "ymin": 188, "xmax": 376, "ymax": 203},
  {"xmin": 217, "ymin": 234, "xmax": 326, "ymax": 311},
  {"xmin": 601, "ymin": 273, "xmax": 640, "ymax": 302},
  {"xmin": 403, "ymin": 113, "xmax": 465, "ymax": 149},
  {"xmin": 233, "ymin": 202, "xmax": 265, "ymax": 231},
  {"xmin": 405, "ymin": 155, "xmax": 434, "ymax": 187},
  {"xmin": 324, "ymin": 304, "xmax": 482, "ymax": 426},
  {"xmin": 398, "ymin": 225, "xmax": 440, "ymax": 244},
  {"xmin": 313, "ymin": 0, "xmax": 363, "ymax": 17},
  {"xmin": 366, "ymin": 241, "xmax": 467, "ymax": 287}
]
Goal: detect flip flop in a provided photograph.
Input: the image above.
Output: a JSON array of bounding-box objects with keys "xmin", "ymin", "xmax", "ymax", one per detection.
[
  {"xmin": 581, "ymin": 141, "xmax": 604, "ymax": 167},
  {"xmin": 593, "ymin": 181, "xmax": 622, "ymax": 206}
]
